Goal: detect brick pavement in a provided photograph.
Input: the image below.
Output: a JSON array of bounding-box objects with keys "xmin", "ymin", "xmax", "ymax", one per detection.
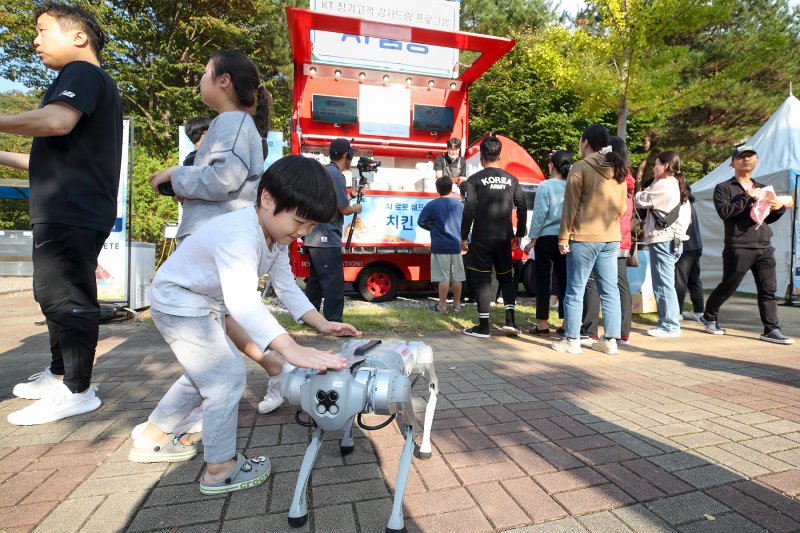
[{"xmin": 1, "ymin": 291, "xmax": 800, "ymax": 532}]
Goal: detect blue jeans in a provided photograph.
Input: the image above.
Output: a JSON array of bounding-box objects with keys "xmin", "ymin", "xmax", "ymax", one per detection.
[
  {"xmin": 649, "ymin": 241, "xmax": 682, "ymax": 332},
  {"xmin": 564, "ymin": 241, "xmax": 621, "ymax": 339}
]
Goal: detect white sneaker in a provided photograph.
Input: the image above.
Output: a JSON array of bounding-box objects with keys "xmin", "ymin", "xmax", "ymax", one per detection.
[
  {"xmin": 647, "ymin": 327, "xmax": 681, "ymax": 338},
  {"xmin": 258, "ymin": 377, "xmax": 284, "ymax": 414},
  {"xmin": 7, "ymin": 383, "xmax": 101, "ymax": 425},
  {"xmin": 552, "ymin": 338, "xmax": 582, "ymax": 355},
  {"xmin": 591, "ymin": 338, "xmax": 618, "ymax": 355},
  {"xmin": 13, "ymin": 368, "xmax": 63, "ymax": 400}
]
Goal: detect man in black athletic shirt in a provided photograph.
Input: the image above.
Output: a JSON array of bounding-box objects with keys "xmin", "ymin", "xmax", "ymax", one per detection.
[
  {"xmin": 0, "ymin": 2, "xmax": 122, "ymax": 425},
  {"xmin": 460, "ymin": 136, "xmax": 527, "ymax": 338}
]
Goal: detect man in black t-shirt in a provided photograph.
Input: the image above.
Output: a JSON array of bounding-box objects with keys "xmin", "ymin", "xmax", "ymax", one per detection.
[
  {"xmin": 460, "ymin": 136, "xmax": 527, "ymax": 338},
  {"xmin": 434, "ymin": 137, "xmax": 467, "ymax": 196},
  {"xmin": 0, "ymin": 3, "xmax": 122, "ymax": 425}
]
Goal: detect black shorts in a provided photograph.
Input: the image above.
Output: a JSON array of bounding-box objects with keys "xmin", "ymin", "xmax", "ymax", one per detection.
[{"xmin": 466, "ymin": 238, "xmax": 513, "ymax": 276}]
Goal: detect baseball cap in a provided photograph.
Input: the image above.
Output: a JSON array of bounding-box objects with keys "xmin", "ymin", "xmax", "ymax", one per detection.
[
  {"xmin": 329, "ymin": 138, "xmax": 352, "ymax": 156},
  {"xmin": 731, "ymin": 144, "xmax": 757, "ymax": 159}
]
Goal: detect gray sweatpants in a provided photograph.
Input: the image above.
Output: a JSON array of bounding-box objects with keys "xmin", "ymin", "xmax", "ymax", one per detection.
[{"xmin": 149, "ymin": 309, "xmax": 245, "ymax": 464}]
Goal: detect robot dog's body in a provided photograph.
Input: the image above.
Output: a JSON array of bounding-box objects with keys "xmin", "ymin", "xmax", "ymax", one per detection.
[{"xmin": 282, "ymin": 339, "xmax": 438, "ymax": 533}]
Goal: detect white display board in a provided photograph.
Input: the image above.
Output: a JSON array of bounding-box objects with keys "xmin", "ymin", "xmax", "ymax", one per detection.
[
  {"xmin": 309, "ymin": 0, "xmax": 460, "ymax": 78},
  {"xmin": 359, "ymin": 85, "xmax": 411, "ymax": 137},
  {"xmin": 96, "ymin": 119, "xmax": 131, "ymax": 302}
]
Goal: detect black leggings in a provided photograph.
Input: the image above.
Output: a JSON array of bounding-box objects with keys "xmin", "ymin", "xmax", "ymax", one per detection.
[{"xmin": 533, "ymin": 236, "xmax": 566, "ymax": 320}]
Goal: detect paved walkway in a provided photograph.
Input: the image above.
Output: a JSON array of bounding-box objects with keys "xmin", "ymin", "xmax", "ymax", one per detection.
[{"xmin": 1, "ymin": 290, "xmax": 799, "ymax": 533}]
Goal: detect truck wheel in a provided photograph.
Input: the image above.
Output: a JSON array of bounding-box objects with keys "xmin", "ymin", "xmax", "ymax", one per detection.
[
  {"xmin": 522, "ymin": 260, "xmax": 536, "ymax": 296},
  {"xmin": 357, "ymin": 266, "xmax": 399, "ymax": 302}
]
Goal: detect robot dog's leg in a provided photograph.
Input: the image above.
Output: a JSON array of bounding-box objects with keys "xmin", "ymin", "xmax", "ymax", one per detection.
[
  {"xmin": 417, "ymin": 365, "xmax": 438, "ymax": 459},
  {"xmin": 288, "ymin": 427, "xmax": 324, "ymax": 528},
  {"xmin": 386, "ymin": 425, "xmax": 415, "ymax": 533},
  {"xmin": 340, "ymin": 415, "xmax": 356, "ymax": 455}
]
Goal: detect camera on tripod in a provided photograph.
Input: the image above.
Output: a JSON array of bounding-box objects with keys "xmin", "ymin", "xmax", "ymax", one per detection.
[{"xmin": 355, "ymin": 156, "xmax": 380, "ymax": 184}]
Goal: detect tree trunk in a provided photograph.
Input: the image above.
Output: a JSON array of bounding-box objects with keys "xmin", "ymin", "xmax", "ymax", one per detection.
[
  {"xmin": 616, "ymin": 92, "xmax": 628, "ymax": 141},
  {"xmin": 635, "ymin": 130, "xmax": 653, "ymax": 190}
]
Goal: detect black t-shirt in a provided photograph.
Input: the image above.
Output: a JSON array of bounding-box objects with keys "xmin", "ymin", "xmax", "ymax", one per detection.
[
  {"xmin": 434, "ymin": 153, "xmax": 466, "ymax": 180},
  {"xmin": 461, "ymin": 167, "xmax": 527, "ymax": 241},
  {"xmin": 29, "ymin": 61, "xmax": 123, "ymax": 232}
]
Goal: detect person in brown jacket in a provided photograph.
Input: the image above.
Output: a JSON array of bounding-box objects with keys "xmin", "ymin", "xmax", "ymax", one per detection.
[{"xmin": 551, "ymin": 124, "xmax": 628, "ymax": 356}]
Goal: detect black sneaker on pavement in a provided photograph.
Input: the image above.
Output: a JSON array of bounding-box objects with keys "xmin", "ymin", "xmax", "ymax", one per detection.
[
  {"xmin": 502, "ymin": 323, "xmax": 521, "ymax": 335},
  {"xmin": 760, "ymin": 329, "xmax": 794, "ymax": 345},
  {"xmin": 463, "ymin": 326, "xmax": 490, "ymax": 338},
  {"xmin": 698, "ymin": 315, "xmax": 726, "ymax": 335}
]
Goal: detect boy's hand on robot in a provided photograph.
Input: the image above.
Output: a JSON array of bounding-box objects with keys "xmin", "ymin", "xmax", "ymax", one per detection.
[
  {"xmin": 318, "ymin": 321, "xmax": 362, "ymax": 338},
  {"xmin": 285, "ymin": 345, "xmax": 347, "ymax": 371}
]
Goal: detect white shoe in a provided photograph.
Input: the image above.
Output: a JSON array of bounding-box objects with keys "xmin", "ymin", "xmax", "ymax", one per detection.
[
  {"xmin": 551, "ymin": 338, "xmax": 582, "ymax": 355},
  {"xmin": 258, "ymin": 377, "xmax": 285, "ymax": 414},
  {"xmin": 682, "ymin": 311, "xmax": 703, "ymax": 321},
  {"xmin": 591, "ymin": 338, "xmax": 618, "ymax": 355},
  {"xmin": 647, "ymin": 327, "xmax": 681, "ymax": 338},
  {"xmin": 7, "ymin": 383, "xmax": 101, "ymax": 426},
  {"xmin": 13, "ymin": 368, "xmax": 63, "ymax": 400}
]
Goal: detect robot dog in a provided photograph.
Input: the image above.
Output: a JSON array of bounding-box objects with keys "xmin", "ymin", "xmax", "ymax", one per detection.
[{"xmin": 281, "ymin": 339, "xmax": 438, "ymax": 533}]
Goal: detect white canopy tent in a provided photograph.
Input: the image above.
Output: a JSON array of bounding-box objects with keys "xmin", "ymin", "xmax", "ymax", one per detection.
[{"xmin": 691, "ymin": 92, "xmax": 800, "ymax": 295}]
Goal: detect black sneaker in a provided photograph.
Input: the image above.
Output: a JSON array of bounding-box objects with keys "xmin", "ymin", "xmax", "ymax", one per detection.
[
  {"xmin": 502, "ymin": 323, "xmax": 521, "ymax": 335},
  {"xmin": 463, "ymin": 326, "xmax": 490, "ymax": 338},
  {"xmin": 760, "ymin": 329, "xmax": 794, "ymax": 345},
  {"xmin": 698, "ymin": 315, "xmax": 725, "ymax": 335},
  {"xmin": 528, "ymin": 327, "xmax": 550, "ymax": 336}
]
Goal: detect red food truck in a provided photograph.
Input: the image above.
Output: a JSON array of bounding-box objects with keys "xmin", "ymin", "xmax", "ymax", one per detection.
[{"xmin": 285, "ymin": 6, "xmax": 544, "ymax": 301}]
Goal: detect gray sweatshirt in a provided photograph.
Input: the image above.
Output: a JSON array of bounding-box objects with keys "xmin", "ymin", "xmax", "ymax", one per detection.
[{"xmin": 172, "ymin": 111, "xmax": 264, "ymax": 238}]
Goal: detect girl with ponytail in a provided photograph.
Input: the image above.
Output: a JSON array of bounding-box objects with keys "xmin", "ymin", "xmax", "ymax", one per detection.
[
  {"xmin": 149, "ymin": 50, "xmax": 272, "ymax": 240},
  {"xmin": 146, "ymin": 51, "xmax": 289, "ymax": 425},
  {"xmin": 524, "ymin": 150, "xmax": 572, "ymax": 335},
  {"xmin": 634, "ymin": 150, "xmax": 692, "ymax": 338}
]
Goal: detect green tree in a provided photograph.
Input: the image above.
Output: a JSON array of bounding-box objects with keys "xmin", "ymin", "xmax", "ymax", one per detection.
[
  {"xmin": 0, "ymin": 90, "xmax": 37, "ymax": 229},
  {"xmin": 460, "ymin": 0, "xmax": 555, "ymax": 34},
  {"xmin": 657, "ymin": 0, "xmax": 800, "ymax": 178},
  {"xmin": 0, "ymin": 0, "xmax": 302, "ymax": 157}
]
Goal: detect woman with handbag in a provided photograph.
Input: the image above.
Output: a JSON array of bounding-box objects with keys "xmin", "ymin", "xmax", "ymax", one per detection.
[
  {"xmin": 634, "ymin": 151, "xmax": 692, "ymax": 337},
  {"xmin": 581, "ymin": 136, "xmax": 636, "ymax": 346}
]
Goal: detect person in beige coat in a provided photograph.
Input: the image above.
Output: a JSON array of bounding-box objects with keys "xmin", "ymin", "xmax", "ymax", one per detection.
[{"xmin": 552, "ymin": 123, "xmax": 628, "ymax": 355}]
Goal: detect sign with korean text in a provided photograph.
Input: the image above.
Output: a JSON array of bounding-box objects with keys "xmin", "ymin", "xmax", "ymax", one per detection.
[
  {"xmin": 96, "ymin": 119, "xmax": 131, "ymax": 302},
  {"xmin": 343, "ymin": 193, "xmax": 435, "ymax": 246},
  {"xmin": 310, "ymin": 0, "xmax": 460, "ymax": 78}
]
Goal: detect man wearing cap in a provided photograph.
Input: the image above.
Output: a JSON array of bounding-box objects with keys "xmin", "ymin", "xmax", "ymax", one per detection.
[
  {"xmin": 304, "ymin": 138, "xmax": 362, "ymax": 322},
  {"xmin": 434, "ymin": 138, "xmax": 467, "ymax": 196},
  {"xmin": 698, "ymin": 145, "xmax": 793, "ymax": 344}
]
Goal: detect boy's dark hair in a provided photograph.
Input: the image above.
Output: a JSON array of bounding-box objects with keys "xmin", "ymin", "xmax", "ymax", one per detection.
[
  {"xmin": 35, "ymin": 2, "xmax": 106, "ymax": 58},
  {"xmin": 209, "ymin": 51, "xmax": 271, "ymax": 141},
  {"xmin": 257, "ymin": 155, "xmax": 336, "ymax": 223},
  {"xmin": 446, "ymin": 138, "xmax": 461, "ymax": 149},
  {"xmin": 184, "ymin": 116, "xmax": 211, "ymax": 145},
  {"xmin": 435, "ymin": 177, "xmax": 453, "ymax": 196},
  {"xmin": 581, "ymin": 123, "xmax": 627, "ymax": 183},
  {"xmin": 479, "ymin": 136, "xmax": 502, "ymax": 162}
]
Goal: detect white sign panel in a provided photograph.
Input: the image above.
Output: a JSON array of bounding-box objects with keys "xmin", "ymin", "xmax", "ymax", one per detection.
[
  {"xmin": 359, "ymin": 85, "xmax": 410, "ymax": 137},
  {"xmin": 310, "ymin": 0, "xmax": 460, "ymax": 78},
  {"xmin": 97, "ymin": 119, "xmax": 131, "ymax": 302}
]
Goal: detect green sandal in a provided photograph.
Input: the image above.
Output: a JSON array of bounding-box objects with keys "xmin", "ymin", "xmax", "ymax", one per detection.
[
  {"xmin": 199, "ymin": 453, "xmax": 271, "ymax": 495},
  {"xmin": 128, "ymin": 434, "xmax": 197, "ymax": 463}
]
